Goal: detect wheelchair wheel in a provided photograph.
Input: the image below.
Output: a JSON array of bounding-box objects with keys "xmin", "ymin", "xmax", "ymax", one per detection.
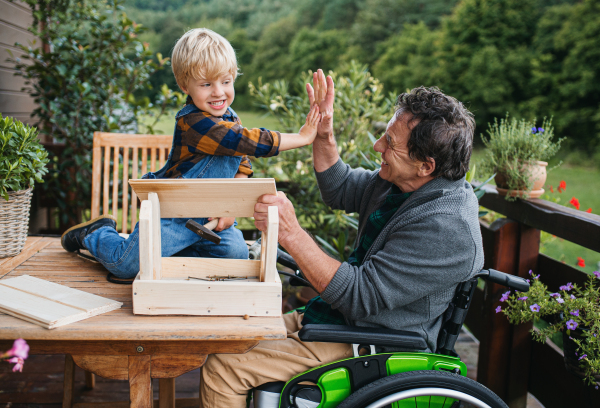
[{"xmin": 337, "ymin": 370, "xmax": 507, "ymax": 408}]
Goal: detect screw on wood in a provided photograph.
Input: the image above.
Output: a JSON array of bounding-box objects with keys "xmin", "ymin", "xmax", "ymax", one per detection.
[{"xmin": 136, "ymin": 346, "xmax": 144, "ymax": 353}]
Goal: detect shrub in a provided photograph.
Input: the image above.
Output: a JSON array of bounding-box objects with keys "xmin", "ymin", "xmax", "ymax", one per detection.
[{"xmin": 0, "ymin": 116, "xmax": 48, "ymax": 201}]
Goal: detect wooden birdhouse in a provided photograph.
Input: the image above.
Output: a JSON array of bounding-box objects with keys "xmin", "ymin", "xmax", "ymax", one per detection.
[{"xmin": 128, "ymin": 178, "xmax": 281, "ymax": 317}]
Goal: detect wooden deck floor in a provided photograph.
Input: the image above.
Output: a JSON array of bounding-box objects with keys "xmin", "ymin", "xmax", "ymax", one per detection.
[{"xmin": 1, "ymin": 329, "xmax": 544, "ymax": 407}]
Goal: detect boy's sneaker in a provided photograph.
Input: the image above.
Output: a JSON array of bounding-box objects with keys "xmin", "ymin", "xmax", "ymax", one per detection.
[{"xmin": 61, "ymin": 215, "xmax": 117, "ymax": 253}]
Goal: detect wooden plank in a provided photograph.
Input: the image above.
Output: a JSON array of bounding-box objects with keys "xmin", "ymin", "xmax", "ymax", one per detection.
[
  {"xmin": 160, "ymin": 257, "xmax": 260, "ymax": 278},
  {"xmin": 0, "ymin": 44, "xmax": 29, "ymax": 70},
  {"xmin": 63, "ymin": 354, "xmax": 75, "ymax": 408},
  {"xmin": 0, "ymin": 275, "xmax": 122, "ymax": 329},
  {"xmin": 122, "ymin": 147, "xmax": 129, "ymax": 233},
  {"xmin": 0, "ymin": 339, "xmax": 261, "ymax": 355},
  {"xmin": 141, "ymin": 147, "xmax": 148, "ymax": 177},
  {"xmin": 132, "ymin": 277, "xmax": 282, "ymax": 316},
  {"xmin": 0, "ymin": 20, "xmax": 36, "ymax": 49},
  {"xmin": 263, "ymin": 206, "xmax": 279, "ymax": 282},
  {"xmin": 139, "ymin": 200, "xmax": 153, "ymax": 281},
  {"xmin": 152, "ymin": 355, "xmax": 206, "ymax": 378},
  {"xmin": 131, "ymin": 146, "xmax": 139, "ymax": 231},
  {"xmin": 103, "ymin": 146, "xmax": 110, "ymax": 214},
  {"xmin": 0, "ymin": 90, "xmax": 35, "ymax": 112},
  {"xmin": 0, "ymin": 66, "xmax": 27, "ymax": 92},
  {"xmin": 149, "ymin": 192, "xmax": 161, "ymax": 280},
  {"xmin": 84, "ymin": 371, "xmax": 96, "ymax": 389},
  {"xmin": 537, "ymin": 253, "xmax": 590, "ymax": 291},
  {"xmin": 129, "ymin": 355, "xmax": 152, "ymax": 408},
  {"xmin": 129, "ymin": 178, "xmax": 277, "ymax": 218},
  {"xmin": 150, "ymin": 148, "xmax": 156, "ymax": 172},
  {"xmin": 73, "ymin": 355, "xmax": 128, "ymax": 380},
  {"xmin": 529, "ymin": 339, "xmax": 600, "ymax": 407},
  {"xmin": 159, "ymin": 378, "xmax": 175, "ymax": 408},
  {"xmin": 158, "ymin": 147, "xmax": 166, "ymax": 168},
  {"xmin": 91, "ymin": 132, "xmax": 102, "ymax": 219},
  {"xmin": 0, "ymin": 236, "xmax": 51, "ymax": 278},
  {"xmin": 0, "ymin": 0, "xmax": 34, "ymax": 29},
  {"xmin": 479, "ymin": 187, "xmax": 600, "ymax": 252},
  {"xmin": 112, "ymin": 145, "xmax": 119, "ymax": 217},
  {"xmin": 92, "ymin": 133, "xmax": 172, "ymax": 148}
]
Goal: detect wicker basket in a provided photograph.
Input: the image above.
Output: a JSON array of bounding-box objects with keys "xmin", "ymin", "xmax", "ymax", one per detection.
[{"xmin": 0, "ymin": 188, "xmax": 33, "ymax": 258}]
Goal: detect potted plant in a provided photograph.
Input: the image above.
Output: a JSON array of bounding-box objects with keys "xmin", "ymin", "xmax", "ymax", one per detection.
[
  {"xmin": 498, "ymin": 271, "xmax": 600, "ymax": 387},
  {"xmin": 480, "ymin": 115, "xmax": 564, "ymax": 200},
  {"xmin": 0, "ymin": 115, "xmax": 49, "ymax": 257}
]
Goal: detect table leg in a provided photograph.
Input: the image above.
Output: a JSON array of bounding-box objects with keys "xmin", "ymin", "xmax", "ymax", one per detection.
[
  {"xmin": 63, "ymin": 354, "xmax": 75, "ymax": 408},
  {"xmin": 85, "ymin": 371, "xmax": 96, "ymax": 389},
  {"xmin": 159, "ymin": 378, "xmax": 176, "ymax": 408},
  {"xmin": 129, "ymin": 355, "xmax": 152, "ymax": 408}
]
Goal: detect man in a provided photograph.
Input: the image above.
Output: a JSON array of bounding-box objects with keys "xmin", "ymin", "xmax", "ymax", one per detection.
[{"xmin": 199, "ymin": 72, "xmax": 484, "ymax": 407}]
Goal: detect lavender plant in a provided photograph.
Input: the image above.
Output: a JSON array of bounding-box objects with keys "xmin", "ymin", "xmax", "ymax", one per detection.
[{"xmin": 499, "ymin": 271, "xmax": 600, "ymax": 386}]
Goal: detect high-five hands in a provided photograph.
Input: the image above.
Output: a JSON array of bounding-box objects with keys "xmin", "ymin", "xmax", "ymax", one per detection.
[{"xmin": 306, "ymin": 69, "xmax": 335, "ymax": 139}]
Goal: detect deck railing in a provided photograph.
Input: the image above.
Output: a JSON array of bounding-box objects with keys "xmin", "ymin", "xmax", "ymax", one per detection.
[{"xmin": 467, "ymin": 186, "xmax": 600, "ymax": 407}]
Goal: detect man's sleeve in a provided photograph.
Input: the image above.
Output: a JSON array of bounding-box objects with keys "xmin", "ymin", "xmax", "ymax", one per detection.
[
  {"xmin": 179, "ymin": 112, "xmax": 281, "ymax": 158},
  {"xmin": 320, "ymin": 214, "xmax": 477, "ymax": 320},
  {"xmin": 237, "ymin": 155, "xmax": 253, "ymax": 176},
  {"xmin": 315, "ymin": 158, "xmax": 377, "ymax": 214}
]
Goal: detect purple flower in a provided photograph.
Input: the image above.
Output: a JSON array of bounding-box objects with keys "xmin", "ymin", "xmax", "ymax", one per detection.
[
  {"xmin": 550, "ymin": 293, "xmax": 560, "ymax": 298},
  {"xmin": 500, "ymin": 291, "xmax": 510, "ymax": 302},
  {"xmin": 495, "ymin": 306, "xmax": 502, "ymax": 313},
  {"xmin": 5, "ymin": 338, "xmax": 29, "ymax": 360},
  {"xmin": 594, "ymin": 271, "xmax": 600, "ymax": 279},
  {"xmin": 560, "ymin": 282, "xmax": 574, "ymax": 291},
  {"xmin": 570, "ymin": 309, "xmax": 580, "ymax": 317},
  {"xmin": 538, "ymin": 128, "xmax": 545, "ymax": 133},
  {"xmin": 518, "ymin": 296, "xmax": 528, "ymax": 301},
  {"xmin": 570, "ymin": 295, "xmax": 576, "ymax": 300},
  {"xmin": 579, "ymin": 354, "xmax": 587, "ymax": 361},
  {"xmin": 556, "ymin": 297, "xmax": 565, "ymax": 304},
  {"xmin": 530, "ymin": 304, "xmax": 540, "ymax": 312},
  {"xmin": 526, "ymin": 279, "xmax": 531, "ymax": 283},
  {"xmin": 531, "ymin": 127, "xmax": 537, "ymax": 133},
  {"xmin": 566, "ymin": 319, "xmax": 578, "ymax": 330}
]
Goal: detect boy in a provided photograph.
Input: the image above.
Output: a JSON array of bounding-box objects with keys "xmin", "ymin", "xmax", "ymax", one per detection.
[{"xmin": 61, "ymin": 28, "xmax": 320, "ymax": 278}]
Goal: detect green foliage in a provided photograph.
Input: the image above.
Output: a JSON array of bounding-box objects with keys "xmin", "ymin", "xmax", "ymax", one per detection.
[
  {"xmin": 0, "ymin": 116, "xmax": 49, "ymax": 201},
  {"xmin": 11, "ymin": 0, "xmax": 183, "ymax": 225},
  {"xmin": 249, "ymin": 63, "xmax": 393, "ymax": 255},
  {"xmin": 501, "ymin": 272, "xmax": 600, "ymax": 386},
  {"xmin": 480, "ymin": 115, "xmax": 563, "ymax": 196}
]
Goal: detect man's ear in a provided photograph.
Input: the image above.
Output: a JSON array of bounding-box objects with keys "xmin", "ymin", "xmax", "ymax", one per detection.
[{"xmin": 418, "ymin": 158, "xmax": 436, "ymax": 178}]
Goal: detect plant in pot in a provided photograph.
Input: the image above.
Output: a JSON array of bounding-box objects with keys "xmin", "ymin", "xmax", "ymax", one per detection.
[
  {"xmin": 0, "ymin": 115, "xmax": 49, "ymax": 257},
  {"xmin": 480, "ymin": 115, "xmax": 564, "ymax": 200},
  {"xmin": 499, "ymin": 271, "xmax": 600, "ymax": 387}
]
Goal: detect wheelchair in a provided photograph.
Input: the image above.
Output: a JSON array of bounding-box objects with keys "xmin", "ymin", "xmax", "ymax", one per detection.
[{"xmin": 252, "ymin": 251, "xmax": 530, "ymax": 408}]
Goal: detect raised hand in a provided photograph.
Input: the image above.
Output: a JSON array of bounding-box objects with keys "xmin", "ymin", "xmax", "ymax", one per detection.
[
  {"xmin": 306, "ymin": 69, "xmax": 335, "ymax": 139},
  {"xmin": 298, "ymin": 104, "xmax": 320, "ymax": 144}
]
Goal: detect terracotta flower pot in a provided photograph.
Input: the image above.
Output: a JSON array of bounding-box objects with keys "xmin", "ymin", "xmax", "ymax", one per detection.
[{"xmin": 494, "ymin": 161, "xmax": 547, "ymax": 198}]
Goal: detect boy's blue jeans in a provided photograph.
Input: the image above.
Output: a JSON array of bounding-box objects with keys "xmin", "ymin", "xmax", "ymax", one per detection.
[{"xmin": 84, "ymin": 218, "xmax": 248, "ymax": 279}]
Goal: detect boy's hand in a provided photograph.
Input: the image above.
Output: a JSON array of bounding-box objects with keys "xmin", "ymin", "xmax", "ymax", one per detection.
[
  {"xmin": 208, "ymin": 217, "xmax": 235, "ymax": 232},
  {"xmin": 298, "ymin": 104, "xmax": 320, "ymax": 144}
]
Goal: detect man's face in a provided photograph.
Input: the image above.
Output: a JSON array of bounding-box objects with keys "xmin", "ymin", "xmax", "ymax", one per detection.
[
  {"xmin": 373, "ymin": 113, "xmax": 428, "ymax": 192},
  {"xmin": 182, "ymin": 74, "xmax": 235, "ymax": 116}
]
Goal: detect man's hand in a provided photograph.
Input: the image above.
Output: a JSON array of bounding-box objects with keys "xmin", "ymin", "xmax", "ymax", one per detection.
[
  {"xmin": 253, "ymin": 192, "xmax": 302, "ymax": 247},
  {"xmin": 306, "ymin": 69, "xmax": 335, "ymax": 139},
  {"xmin": 209, "ymin": 217, "xmax": 235, "ymax": 232}
]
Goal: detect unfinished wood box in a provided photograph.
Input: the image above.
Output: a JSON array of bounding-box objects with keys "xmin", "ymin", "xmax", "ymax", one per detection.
[{"xmin": 129, "ymin": 178, "xmax": 281, "ymax": 317}]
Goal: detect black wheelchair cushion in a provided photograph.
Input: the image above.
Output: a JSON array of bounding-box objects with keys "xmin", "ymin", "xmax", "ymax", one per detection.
[{"xmin": 298, "ymin": 324, "xmax": 428, "ymax": 350}]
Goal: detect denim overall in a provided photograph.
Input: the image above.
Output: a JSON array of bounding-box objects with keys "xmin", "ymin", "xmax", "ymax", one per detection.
[{"xmin": 84, "ymin": 105, "xmax": 249, "ymax": 278}]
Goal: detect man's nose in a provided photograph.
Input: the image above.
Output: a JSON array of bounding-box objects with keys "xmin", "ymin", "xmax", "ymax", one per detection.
[{"xmin": 373, "ymin": 136, "xmax": 385, "ymax": 153}]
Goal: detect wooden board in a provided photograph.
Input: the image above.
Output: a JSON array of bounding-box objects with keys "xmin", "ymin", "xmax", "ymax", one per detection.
[
  {"xmin": 132, "ymin": 273, "xmax": 281, "ymax": 317},
  {"xmin": 129, "ymin": 178, "xmax": 277, "ymax": 218},
  {"xmin": 0, "ymin": 275, "xmax": 122, "ymax": 329}
]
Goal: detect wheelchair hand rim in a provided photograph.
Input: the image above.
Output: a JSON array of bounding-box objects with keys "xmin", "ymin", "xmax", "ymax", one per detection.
[{"xmin": 363, "ymin": 387, "xmax": 493, "ymax": 408}]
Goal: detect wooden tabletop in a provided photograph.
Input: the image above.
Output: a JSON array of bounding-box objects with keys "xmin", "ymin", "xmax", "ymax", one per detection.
[{"xmin": 0, "ymin": 237, "xmax": 286, "ymax": 342}]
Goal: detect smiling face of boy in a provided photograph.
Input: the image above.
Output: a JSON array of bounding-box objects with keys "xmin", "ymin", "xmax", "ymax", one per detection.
[{"xmin": 182, "ymin": 74, "xmax": 235, "ymax": 116}]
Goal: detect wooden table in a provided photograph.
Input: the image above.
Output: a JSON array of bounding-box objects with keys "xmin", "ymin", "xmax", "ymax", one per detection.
[{"xmin": 0, "ymin": 237, "xmax": 286, "ymax": 408}]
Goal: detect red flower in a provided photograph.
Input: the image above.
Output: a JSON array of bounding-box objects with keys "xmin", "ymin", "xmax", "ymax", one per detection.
[
  {"xmin": 550, "ymin": 185, "xmax": 554, "ymax": 193},
  {"xmin": 576, "ymin": 257, "xmax": 586, "ymax": 268},
  {"xmin": 558, "ymin": 180, "xmax": 566, "ymax": 193},
  {"xmin": 570, "ymin": 197, "xmax": 580, "ymax": 210},
  {"xmin": 586, "ymin": 208, "xmax": 592, "ymax": 213}
]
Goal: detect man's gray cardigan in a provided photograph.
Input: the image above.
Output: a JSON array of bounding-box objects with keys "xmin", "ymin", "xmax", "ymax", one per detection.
[{"xmin": 316, "ymin": 159, "xmax": 484, "ymax": 352}]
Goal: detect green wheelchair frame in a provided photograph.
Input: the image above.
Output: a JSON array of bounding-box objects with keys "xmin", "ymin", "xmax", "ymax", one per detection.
[{"xmin": 252, "ymin": 268, "xmax": 529, "ymax": 408}]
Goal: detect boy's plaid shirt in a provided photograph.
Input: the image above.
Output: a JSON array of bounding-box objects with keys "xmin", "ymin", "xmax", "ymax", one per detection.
[
  {"xmin": 300, "ymin": 184, "xmax": 412, "ymax": 326},
  {"xmin": 164, "ymin": 98, "xmax": 281, "ymax": 178}
]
